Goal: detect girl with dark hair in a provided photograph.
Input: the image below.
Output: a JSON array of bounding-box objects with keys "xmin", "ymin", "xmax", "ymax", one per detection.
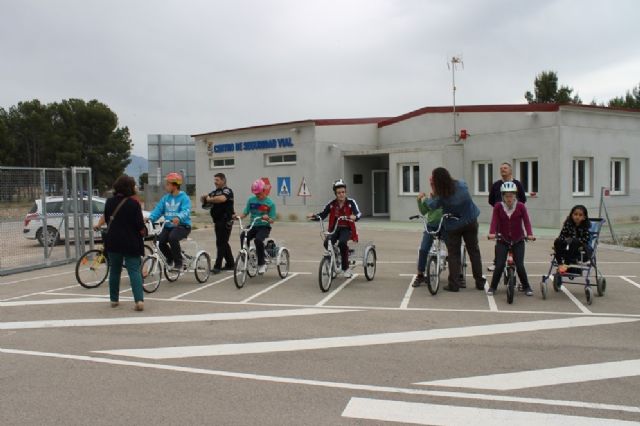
[
  {"xmin": 102, "ymin": 175, "xmax": 146, "ymax": 311},
  {"xmin": 554, "ymin": 205, "xmax": 592, "ymax": 274},
  {"xmin": 426, "ymin": 167, "xmax": 485, "ymax": 292}
]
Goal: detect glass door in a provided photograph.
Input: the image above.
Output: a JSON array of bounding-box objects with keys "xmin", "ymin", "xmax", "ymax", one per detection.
[{"xmin": 372, "ymin": 170, "xmax": 389, "ymax": 216}]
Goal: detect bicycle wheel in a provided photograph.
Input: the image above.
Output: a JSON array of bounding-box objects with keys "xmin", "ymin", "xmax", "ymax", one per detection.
[
  {"xmin": 506, "ymin": 268, "xmax": 515, "ymax": 304},
  {"xmin": 277, "ymin": 248, "xmax": 290, "ymax": 278},
  {"xmin": 144, "ymin": 244, "xmax": 154, "ymax": 256},
  {"xmin": 194, "ymin": 252, "xmax": 211, "ymax": 283},
  {"xmin": 164, "ymin": 263, "xmax": 181, "ymax": 282},
  {"xmin": 247, "ymin": 248, "xmax": 258, "ymax": 277},
  {"xmin": 234, "ymin": 253, "xmax": 247, "ymax": 289},
  {"xmin": 426, "ymin": 256, "xmax": 440, "ymax": 295},
  {"xmin": 76, "ymin": 249, "xmax": 109, "ymax": 288},
  {"xmin": 141, "ymin": 256, "xmax": 162, "ymax": 293},
  {"xmin": 318, "ymin": 256, "xmax": 332, "ymax": 292},
  {"xmin": 363, "ymin": 247, "xmax": 376, "ymax": 281}
]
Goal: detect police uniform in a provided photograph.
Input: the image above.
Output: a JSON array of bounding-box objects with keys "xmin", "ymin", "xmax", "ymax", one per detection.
[{"xmin": 205, "ymin": 186, "xmax": 235, "ymax": 270}]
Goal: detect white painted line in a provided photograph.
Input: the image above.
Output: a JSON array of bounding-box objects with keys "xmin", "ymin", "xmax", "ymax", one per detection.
[
  {"xmin": 96, "ymin": 316, "xmax": 637, "ymax": 359},
  {"xmin": 417, "ymin": 358, "xmax": 640, "ymax": 390},
  {"xmin": 399, "ymin": 275, "xmax": 416, "ymax": 309},
  {"xmin": 315, "ymin": 273, "xmax": 359, "ymax": 307},
  {"xmin": 169, "ymin": 275, "xmax": 233, "ymax": 300},
  {"xmin": 241, "ymin": 273, "xmax": 299, "ymax": 303},
  {"xmin": 0, "ymin": 270, "xmax": 75, "ymax": 286},
  {"xmin": 342, "ymin": 397, "xmax": 639, "ymax": 426},
  {"xmin": 484, "ymin": 281, "xmax": 498, "ymax": 312},
  {"xmin": 0, "ymin": 297, "xmax": 107, "ymax": 307},
  {"xmin": 620, "ymin": 276, "xmax": 640, "ymax": 290},
  {"xmin": 0, "ymin": 283, "xmax": 80, "ymax": 302},
  {"xmin": 0, "ymin": 308, "xmax": 357, "ymax": 330},
  {"xmin": 2, "ymin": 348, "xmax": 639, "ymax": 415},
  {"xmin": 561, "ymin": 285, "xmax": 592, "ymax": 314}
]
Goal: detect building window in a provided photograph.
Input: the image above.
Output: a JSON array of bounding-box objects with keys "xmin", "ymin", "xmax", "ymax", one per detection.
[
  {"xmin": 209, "ymin": 158, "xmax": 235, "ymax": 169},
  {"xmin": 399, "ymin": 163, "xmax": 419, "ymax": 195},
  {"xmin": 516, "ymin": 159, "xmax": 539, "ymax": 195},
  {"xmin": 610, "ymin": 158, "xmax": 628, "ymax": 195},
  {"xmin": 572, "ymin": 157, "xmax": 592, "ymax": 196},
  {"xmin": 474, "ymin": 162, "xmax": 493, "ymax": 195},
  {"xmin": 266, "ymin": 152, "xmax": 297, "ymax": 166}
]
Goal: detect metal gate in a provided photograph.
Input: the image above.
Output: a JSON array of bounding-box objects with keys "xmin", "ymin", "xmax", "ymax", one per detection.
[{"xmin": 0, "ymin": 166, "xmax": 96, "ymax": 275}]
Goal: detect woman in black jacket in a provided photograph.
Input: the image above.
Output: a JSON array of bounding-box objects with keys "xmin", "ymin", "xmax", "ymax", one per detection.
[{"xmin": 102, "ymin": 175, "xmax": 147, "ymax": 311}]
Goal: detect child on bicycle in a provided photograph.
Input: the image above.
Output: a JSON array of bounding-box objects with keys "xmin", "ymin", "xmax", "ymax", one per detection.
[
  {"xmin": 307, "ymin": 179, "xmax": 361, "ymax": 278},
  {"xmin": 236, "ymin": 179, "xmax": 276, "ymax": 275},
  {"xmin": 147, "ymin": 172, "xmax": 191, "ymax": 272},
  {"xmin": 554, "ymin": 205, "xmax": 591, "ymax": 274},
  {"xmin": 487, "ymin": 182, "xmax": 535, "ymax": 296},
  {"xmin": 412, "ymin": 192, "xmax": 444, "ymax": 287}
]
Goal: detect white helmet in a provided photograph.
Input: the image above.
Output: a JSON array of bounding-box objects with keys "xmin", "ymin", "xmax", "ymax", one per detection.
[
  {"xmin": 500, "ymin": 181, "xmax": 517, "ymax": 193},
  {"xmin": 332, "ymin": 179, "xmax": 347, "ymax": 192}
]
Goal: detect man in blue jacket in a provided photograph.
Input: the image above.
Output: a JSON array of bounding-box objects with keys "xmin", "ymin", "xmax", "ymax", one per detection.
[{"xmin": 148, "ymin": 172, "xmax": 192, "ymax": 271}]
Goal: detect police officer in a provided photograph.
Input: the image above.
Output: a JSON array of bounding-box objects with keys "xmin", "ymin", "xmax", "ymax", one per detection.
[{"xmin": 201, "ymin": 173, "xmax": 235, "ymax": 273}]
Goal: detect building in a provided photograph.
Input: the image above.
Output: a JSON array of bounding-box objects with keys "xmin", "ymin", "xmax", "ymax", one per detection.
[
  {"xmin": 193, "ymin": 104, "xmax": 640, "ymax": 227},
  {"xmin": 147, "ymin": 134, "xmax": 196, "ymax": 188}
]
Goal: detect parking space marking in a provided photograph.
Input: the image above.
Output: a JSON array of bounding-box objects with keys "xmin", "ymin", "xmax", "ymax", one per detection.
[
  {"xmin": 416, "ymin": 358, "xmax": 640, "ymax": 390},
  {"xmin": 0, "ymin": 297, "xmax": 107, "ymax": 307},
  {"xmin": 341, "ymin": 397, "xmax": 639, "ymax": 425},
  {"xmin": 315, "ymin": 273, "xmax": 359, "ymax": 307},
  {"xmin": 2, "ymin": 347, "xmax": 639, "ymax": 415},
  {"xmin": 0, "ymin": 283, "xmax": 79, "ymax": 302},
  {"xmin": 484, "ymin": 281, "xmax": 498, "ymax": 312},
  {"xmin": 399, "ymin": 275, "xmax": 416, "ymax": 309},
  {"xmin": 0, "ymin": 308, "xmax": 358, "ymax": 330},
  {"xmin": 620, "ymin": 276, "xmax": 640, "ymax": 290},
  {"xmin": 95, "ymin": 316, "xmax": 638, "ymax": 359},
  {"xmin": 169, "ymin": 275, "xmax": 234, "ymax": 300},
  {"xmin": 241, "ymin": 273, "xmax": 303, "ymax": 303},
  {"xmin": 560, "ymin": 286, "xmax": 592, "ymax": 314},
  {"xmin": 0, "ymin": 270, "xmax": 75, "ymax": 286}
]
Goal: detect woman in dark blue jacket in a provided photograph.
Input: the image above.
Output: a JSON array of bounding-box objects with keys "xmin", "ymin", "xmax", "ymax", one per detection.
[{"xmin": 426, "ymin": 167, "xmax": 485, "ymax": 292}]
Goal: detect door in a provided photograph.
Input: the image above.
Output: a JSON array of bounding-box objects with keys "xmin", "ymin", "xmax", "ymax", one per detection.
[{"xmin": 372, "ymin": 170, "xmax": 389, "ymax": 216}]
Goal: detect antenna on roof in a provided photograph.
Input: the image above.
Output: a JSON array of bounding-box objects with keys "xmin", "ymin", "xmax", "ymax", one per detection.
[{"xmin": 448, "ymin": 55, "xmax": 464, "ymax": 142}]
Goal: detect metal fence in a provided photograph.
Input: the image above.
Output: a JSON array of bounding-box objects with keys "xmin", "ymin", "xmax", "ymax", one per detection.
[{"xmin": 0, "ymin": 166, "xmax": 96, "ymax": 275}]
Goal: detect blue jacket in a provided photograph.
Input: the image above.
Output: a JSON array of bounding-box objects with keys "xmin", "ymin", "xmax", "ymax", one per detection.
[
  {"xmin": 149, "ymin": 191, "xmax": 192, "ymax": 228},
  {"xmin": 426, "ymin": 180, "xmax": 479, "ymax": 231}
]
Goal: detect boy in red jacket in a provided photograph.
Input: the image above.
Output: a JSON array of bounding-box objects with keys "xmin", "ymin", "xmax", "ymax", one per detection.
[{"xmin": 487, "ymin": 182, "xmax": 536, "ymax": 296}]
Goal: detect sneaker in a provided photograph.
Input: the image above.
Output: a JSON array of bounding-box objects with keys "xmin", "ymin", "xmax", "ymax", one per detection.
[
  {"xmin": 517, "ymin": 283, "xmax": 524, "ymax": 292},
  {"xmin": 459, "ymin": 278, "xmax": 467, "ymax": 288},
  {"xmin": 110, "ymin": 301, "xmax": 119, "ymax": 308},
  {"xmin": 211, "ymin": 267, "xmax": 222, "ymax": 274},
  {"xmin": 525, "ymin": 287, "xmax": 534, "ymax": 296},
  {"xmin": 342, "ymin": 270, "xmax": 353, "ymax": 278},
  {"xmin": 412, "ymin": 274, "xmax": 426, "ymax": 287},
  {"xmin": 487, "ymin": 263, "xmax": 496, "ymax": 272},
  {"xmin": 172, "ymin": 264, "xmax": 183, "ymax": 273},
  {"xmin": 134, "ymin": 301, "xmax": 144, "ymax": 311},
  {"xmin": 476, "ymin": 276, "xmax": 487, "ymax": 290},
  {"xmin": 486, "ymin": 287, "xmax": 496, "ymax": 296},
  {"xmin": 257, "ymin": 264, "xmax": 267, "ymax": 275},
  {"xmin": 443, "ymin": 285, "xmax": 459, "ymax": 292},
  {"xmin": 558, "ymin": 264, "xmax": 568, "ymax": 275}
]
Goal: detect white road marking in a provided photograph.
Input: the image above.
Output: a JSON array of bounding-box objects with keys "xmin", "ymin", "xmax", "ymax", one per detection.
[
  {"xmin": 95, "ymin": 316, "xmax": 637, "ymax": 359},
  {"xmin": 0, "ymin": 283, "xmax": 79, "ymax": 302},
  {"xmin": 399, "ymin": 275, "xmax": 416, "ymax": 309},
  {"xmin": 417, "ymin": 358, "xmax": 640, "ymax": 390},
  {"xmin": 0, "ymin": 308, "xmax": 357, "ymax": 330},
  {"xmin": 484, "ymin": 281, "xmax": 498, "ymax": 312},
  {"xmin": 241, "ymin": 273, "xmax": 300, "ymax": 303},
  {"xmin": 0, "ymin": 270, "xmax": 75, "ymax": 286},
  {"xmin": 1, "ymin": 348, "xmax": 639, "ymax": 414},
  {"xmin": 341, "ymin": 397, "xmax": 639, "ymax": 425},
  {"xmin": 620, "ymin": 276, "xmax": 640, "ymax": 290},
  {"xmin": 315, "ymin": 273, "xmax": 359, "ymax": 307},
  {"xmin": 0, "ymin": 297, "xmax": 107, "ymax": 307},
  {"xmin": 169, "ymin": 275, "xmax": 233, "ymax": 300},
  {"xmin": 561, "ymin": 285, "xmax": 592, "ymax": 314}
]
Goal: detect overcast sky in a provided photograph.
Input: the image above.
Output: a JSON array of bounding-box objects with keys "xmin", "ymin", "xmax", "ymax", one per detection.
[{"xmin": 1, "ymin": 0, "xmax": 639, "ymax": 157}]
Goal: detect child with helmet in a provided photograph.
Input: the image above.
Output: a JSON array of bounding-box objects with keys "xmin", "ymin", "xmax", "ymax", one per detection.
[
  {"xmin": 307, "ymin": 179, "xmax": 361, "ymax": 278},
  {"xmin": 235, "ymin": 179, "xmax": 276, "ymax": 274},
  {"xmin": 486, "ymin": 181, "xmax": 536, "ymax": 296},
  {"xmin": 148, "ymin": 172, "xmax": 192, "ymax": 271}
]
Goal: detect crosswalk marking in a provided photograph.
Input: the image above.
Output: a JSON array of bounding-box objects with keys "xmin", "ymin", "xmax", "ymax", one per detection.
[
  {"xmin": 94, "ymin": 316, "xmax": 637, "ymax": 360},
  {"xmin": 416, "ymin": 358, "xmax": 640, "ymax": 390},
  {"xmin": 341, "ymin": 397, "xmax": 639, "ymax": 425}
]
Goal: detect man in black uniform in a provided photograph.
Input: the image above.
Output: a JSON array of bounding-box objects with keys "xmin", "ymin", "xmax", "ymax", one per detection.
[{"xmin": 201, "ymin": 173, "xmax": 235, "ymax": 273}]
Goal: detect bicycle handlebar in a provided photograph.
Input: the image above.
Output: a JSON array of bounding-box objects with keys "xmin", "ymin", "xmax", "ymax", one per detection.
[
  {"xmin": 409, "ymin": 213, "xmax": 459, "ymax": 235},
  {"xmin": 490, "ymin": 233, "xmax": 536, "ymax": 244},
  {"xmin": 235, "ymin": 216, "xmax": 262, "ymax": 232},
  {"xmin": 312, "ymin": 215, "xmax": 353, "ymax": 236}
]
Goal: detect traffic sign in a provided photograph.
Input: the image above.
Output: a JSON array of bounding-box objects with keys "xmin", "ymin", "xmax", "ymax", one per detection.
[
  {"xmin": 277, "ymin": 177, "xmax": 291, "ymax": 197},
  {"xmin": 298, "ymin": 177, "xmax": 311, "ymax": 197}
]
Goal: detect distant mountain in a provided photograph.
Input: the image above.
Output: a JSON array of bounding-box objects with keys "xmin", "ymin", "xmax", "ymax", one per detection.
[{"xmin": 126, "ymin": 155, "xmax": 148, "ymax": 180}]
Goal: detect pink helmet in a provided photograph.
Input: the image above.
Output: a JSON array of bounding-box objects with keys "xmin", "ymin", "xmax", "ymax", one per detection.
[{"xmin": 251, "ymin": 179, "xmax": 266, "ymax": 195}]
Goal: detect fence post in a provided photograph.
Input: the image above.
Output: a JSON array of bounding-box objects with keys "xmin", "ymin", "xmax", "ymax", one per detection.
[
  {"xmin": 40, "ymin": 168, "xmax": 49, "ymax": 260},
  {"xmin": 62, "ymin": 169, "xmax": 70, "ymax": 259}
]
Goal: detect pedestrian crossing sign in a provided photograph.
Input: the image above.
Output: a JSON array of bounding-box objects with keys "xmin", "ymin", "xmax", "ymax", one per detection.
[
  {"xmin": 277, "ymin": 177, "xmax": 291, "ymax": 197},
  {"xmin": 297, "ymin": 177, "xmax": 311, "ymax": 197}
]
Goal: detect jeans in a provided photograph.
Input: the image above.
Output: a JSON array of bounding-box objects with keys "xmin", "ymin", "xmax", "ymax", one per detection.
[
  {"xmin": 417, "ymin": 224, "xmax": 443, "ymax": 273},
  {"xmin": 214, "ymin": 220, "xmax": 235, "ymax": 268},
  {"xmin": 445, "ymin": 220, "xmax": 484, "ymax": 290},
  {"xmin": 490, "ymin": 240, "xmax": 531, "ymax": 290},
  {"xmin": 241, "ymin": 226, "xmax": 271, "ymax": 266},
  {"xmin": 107, "ymin": 252, "xmax": 144, "ymax": 303},
  {"xmin": 158, "ymin": 225, "xmax": 191, "ymax": 267},
  {"xmin": 325, "ymin": 227, "xmax": 351, "ymax": 271}
]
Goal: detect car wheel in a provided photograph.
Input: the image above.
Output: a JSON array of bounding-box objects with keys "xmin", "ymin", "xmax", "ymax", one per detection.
[{"xmin": 36, "ymin": 226, "xmax": 60, "ymax": 247}]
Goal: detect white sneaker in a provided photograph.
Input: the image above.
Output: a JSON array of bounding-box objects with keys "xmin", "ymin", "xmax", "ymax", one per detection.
[
  {"xmin": 342, "ymin": 270, "xmax": 353, "ymax": 278},
  {"xmin": 257, "ymin": 264, "xmax": 267, "ymax": 275},
  {"xmin": 487, "ymin": 263, "xmax": 495, "ymax": 272}
]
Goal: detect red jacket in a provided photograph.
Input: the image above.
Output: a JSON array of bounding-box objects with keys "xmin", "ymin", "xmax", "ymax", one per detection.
[
  {"xmin": 316, "ymin": 198, "xmax": 361, "ymax": 242},
  {"xmin": 489, "ymin": 201, "xmax": 533, "ymax": 242}
]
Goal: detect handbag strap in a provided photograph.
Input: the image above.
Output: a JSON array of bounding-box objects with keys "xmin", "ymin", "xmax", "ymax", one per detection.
[{"xmin": 105, "ymin": 197, "xmax": 129, "ymax": 234}]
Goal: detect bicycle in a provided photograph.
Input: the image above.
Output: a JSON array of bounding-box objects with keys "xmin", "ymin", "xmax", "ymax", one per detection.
[
  {"xmin": 489, "ymin": 233, "xmax": 535, "ymax": 304},
  {"xmin": 233, "ymin": 216, "xmax": 290, "ymax": 289},
  {"xmin": 409, "ymin": 214, "xmax": 466, "ymax": 295},
  {"xmin": 313, "ymin": 215, "xmax": 376, "ymax": 293},
  {"xmin": 140, "ymin": 222, "xmax": 211, "ymax": 293},
  {"xmin": 75, "ymin": 228, "xmax": 155, "ymax": 289}
]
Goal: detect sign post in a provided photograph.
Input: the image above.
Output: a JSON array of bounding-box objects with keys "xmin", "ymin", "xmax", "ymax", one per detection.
[
  {"xmin": 277, "ymin": 176, "xmax": 291, "ymax": 205},
  {"xmin": 297, "ymin": 177, "xmax": 311, "ymax": 205}
]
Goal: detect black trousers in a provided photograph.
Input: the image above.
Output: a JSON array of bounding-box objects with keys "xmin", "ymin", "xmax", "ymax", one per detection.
[
  {"xmin": 241, "ymin": 226, "xmax": 271, "ymax": 266},
  {"xmin": 490, "ymin": 240, "xmax": 531, "ymax": 290},
  {"xmin": 554, "ymin": 238, "xmax": 592, "ymax": 264},
  {"xmin": 214, "ymin": 220, "xmax": 235, "ymax": 268},
  {"xmin": 325, "ymin": 227, "xmax": 351, "ymax": 271},
  {"xmin": 445, "ymin": 220, "xmax": 484, "ymax": 290},
  {"xmin": 158, "ymin": 226, "xmax": 191, "ymax": 267}
]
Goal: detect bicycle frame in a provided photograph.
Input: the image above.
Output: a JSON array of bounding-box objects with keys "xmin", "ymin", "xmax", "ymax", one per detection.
[{"xmin": 315, "ymin": 215, "xmax": 351, "ymax": 276}]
